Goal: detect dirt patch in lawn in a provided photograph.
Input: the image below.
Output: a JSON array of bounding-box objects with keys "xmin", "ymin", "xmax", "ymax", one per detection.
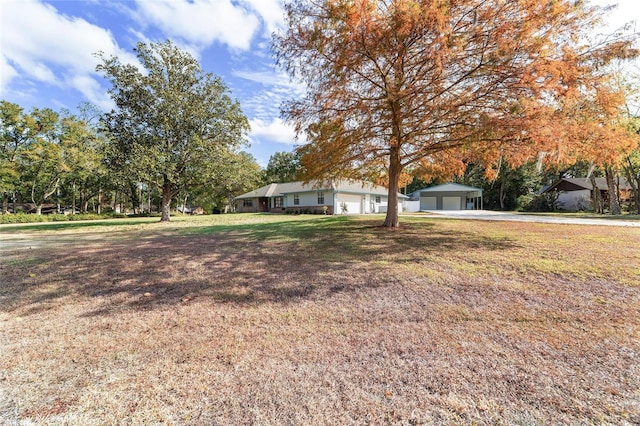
[{"xmin": 1, "ymin": 216, "xmax": 639, "ymax": 425}]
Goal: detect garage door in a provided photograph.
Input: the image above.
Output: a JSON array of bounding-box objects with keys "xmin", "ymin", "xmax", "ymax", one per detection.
[
  {"xmin": 336, "ymin": 194, "xmax": 362, "ymax": 214},
  {"xmin": 442, "ymin": 196, "xmax": 461, "ymax": 210},
  {"xmin": 421, "ymin": 196, "xmax": 437, "ymax": 210}
]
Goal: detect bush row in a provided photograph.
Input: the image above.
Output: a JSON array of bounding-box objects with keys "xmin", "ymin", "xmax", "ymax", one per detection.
[
  {"xmin": 283, "ymin": 206, "xmax": 329, "ymax": 215},
  {"xmin": 0, "ymin": 212, "xmax": 128, "ymax": 224}
]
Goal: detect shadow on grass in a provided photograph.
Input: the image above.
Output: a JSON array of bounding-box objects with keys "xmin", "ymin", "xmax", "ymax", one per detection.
[{"xmin": 0, "ymin": 216, "xmax": 519, "ymax": 316}]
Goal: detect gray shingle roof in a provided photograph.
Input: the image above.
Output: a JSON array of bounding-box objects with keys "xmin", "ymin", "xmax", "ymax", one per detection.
[
  {"xmin": 411, "ymin": 183, "xmax": 484, "ymax": 194},
  {"xmin": 235, "ymin": 180, "xmax": 409, "ymax": 199},
  {"xmin": 542, "ymin": 177, "xmax": 631, "ymax": 193}
]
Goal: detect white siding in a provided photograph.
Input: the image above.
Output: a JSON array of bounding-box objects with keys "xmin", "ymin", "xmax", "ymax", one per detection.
[
  {"xmin": 285, "ymin": 191, "xmax": 333, "ymax": 208},
  {"xmin": 404, "ymin": 200, "xmax": 421, "ymax": 212},
  {"xmin": 378, "ymin": 201, "xmax": 403, "ymax": 213}
]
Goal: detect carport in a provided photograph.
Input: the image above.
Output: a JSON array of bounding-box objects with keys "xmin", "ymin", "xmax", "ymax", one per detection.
[{"xmin": 411, "ymin": 183, "xmax": 483, "ymax": 211}]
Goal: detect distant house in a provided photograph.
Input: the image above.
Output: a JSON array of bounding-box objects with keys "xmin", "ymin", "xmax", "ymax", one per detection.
[
  {"xmin": 177, "ymin": 205, "xmax": 205, "ymax": 215},
  {"xmin": 234, "ymin": 180, "xmax": 408, "ymax": 215},
  {"xmin": 541, "ymin": 177, "xmax": 631, "ymax": 211},
  {"xmin": 408, "ymin": 183, "xmax": 484, "ymax": 211}
]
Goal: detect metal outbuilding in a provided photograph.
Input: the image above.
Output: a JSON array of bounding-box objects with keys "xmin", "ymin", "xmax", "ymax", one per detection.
[{"xmin": 409, "ymin": 183, "xmax": 484, "ymax": 211}]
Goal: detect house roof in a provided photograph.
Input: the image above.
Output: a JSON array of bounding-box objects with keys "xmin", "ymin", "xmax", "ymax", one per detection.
[
  {"xmin": 235, "ymin": 180, "xmax": 409, "ymax": 199},
  {"xmin": 234, "ymin": 183, "xmax": 279, "ymax": 199},
  {"xmin": 329, "ymin": 180, "xmax": 409, "ymax": 198},
  {"xmin": 542, "ymin": 177, "xmax": 631, "ymax": 193}
]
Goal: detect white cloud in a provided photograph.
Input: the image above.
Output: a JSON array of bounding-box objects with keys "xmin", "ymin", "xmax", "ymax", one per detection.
[
  {"xmin": 134, "ymin": 0, "xmax": 260, "ymax": 51},
  {"xmin": 67, "ymin": 75, "xmax": 114, "ymax": 111},
  {"xmin": 250, "ymin": 117, "xmax": 304, "ymax": 145},
  {"xmin": 0, "ymin": 0, "xmax": 136, "ymax": 107},
  {"xmin": 233, "ymin": 69, "xmax": 296, "ymax": 87},
  {"xmin": 0, "ymin": 57, "xmax": 19, "ymax": 93},
  {"xmin": 591, "ymin": 0, "xmax": 639, "ymax": 33},
  {"xmin": 233, "ymin": 68, "xmax": 306, "ymax": 118},
  {"xmin": 241, "ymin": 0, "xmax": 285, "ymax": 35}
]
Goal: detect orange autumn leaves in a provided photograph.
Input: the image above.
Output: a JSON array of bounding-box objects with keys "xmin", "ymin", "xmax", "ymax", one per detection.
[{"xmin": 276, "ymin": 0, "xmax": 639, "ymax": 222}]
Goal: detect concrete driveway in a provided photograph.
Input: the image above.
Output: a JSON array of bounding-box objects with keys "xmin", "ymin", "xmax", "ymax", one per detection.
[{"xmin": 408, "ymin": 210, "xmax": 640, "ymax": 227}]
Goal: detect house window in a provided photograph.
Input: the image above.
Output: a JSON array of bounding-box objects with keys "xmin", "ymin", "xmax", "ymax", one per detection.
[
  {"xmin": 294, "ymin": 194, "xmax": 300, "ymax": 205},
  {"xmin": 317, "ymin": 192, "xmax": 324, "ymax": 204},
  {"xmin": 375, "ymin": 196, "xmax": 381, "ymax": 203},
  {"xmin": 274, "ymin": 197, "xmax": 283, "ymax": 208},
  {"xmin": 243, "ymin": 199, "xmax": 253, "ymax": 207}
]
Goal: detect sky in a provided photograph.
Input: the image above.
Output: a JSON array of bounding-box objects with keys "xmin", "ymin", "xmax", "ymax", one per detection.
[{"xmin": 1, "ymin": 0, "xmax": 639, "ymax": 168}]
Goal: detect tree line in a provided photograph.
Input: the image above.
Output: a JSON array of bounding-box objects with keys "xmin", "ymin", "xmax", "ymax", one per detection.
[
  {"xmin": 0, "ymin": 98, "xmax": 265, "ymax": 217},
  {"xmin": 1, "ymin": 41, "xmax": 267, "ymax": 219}
]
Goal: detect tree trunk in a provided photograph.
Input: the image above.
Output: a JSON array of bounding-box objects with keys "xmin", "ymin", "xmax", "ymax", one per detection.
[
  {"xmin": 97, "ymin": 187, "xmax": 102, "ymax": 215},
  {"xmin": 499, "ymin": 177, "xmax": 506, "ymax": 210},
  {"xmin": 72, "ymin": 182, "xmax": 76, "ymax": 215},
  {"xmin": 80, "ymin": 190, "xmax": 88, "ymax": 213},
  {"xmin": 605, "ymin": 167, "xmax": 621, "ymax": 215},
  {"xmin": 36, "ymin": 204, "xmax": 43, "ymax": 215},
  {"xmin": 2, "ymin": 192, "xmax": 8, "ymax": 214},
  {"xmin": 228, "ymin": 193, "xmax": 236, "ymax": 213},
  {"xmin": 160, "ymin": 176, "xmax": 172, "ymax": 222},
  {"xmin": 589, "ymin": 174, "xmax": 603, "ymax": 214},
  {"xmin": 622, "ymin": 160, "xmax": 640, "ymax": 214},
  {"xmin": 383, "ymin": 147, "xmax": 401, "ymax": 228}
]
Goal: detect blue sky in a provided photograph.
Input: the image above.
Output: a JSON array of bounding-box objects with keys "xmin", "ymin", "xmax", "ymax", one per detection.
[
  {"xmin": 1, "ymin": 0, "xmax": 303, "ymax": 167},
  {"xmin": 1, "ymin": 0, "xmax": 638, "ymax": 168}
]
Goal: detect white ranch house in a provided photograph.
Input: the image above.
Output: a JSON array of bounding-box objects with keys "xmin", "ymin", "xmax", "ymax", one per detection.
[{"xmin": 235, "ymin": 180, "xmax": 408, "ymax": 215}]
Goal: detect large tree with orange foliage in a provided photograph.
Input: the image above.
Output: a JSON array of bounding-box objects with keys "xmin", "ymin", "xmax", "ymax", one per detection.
[{"xmin": 275, "ymin": 0, "xmax": 638, "ymax": 226}]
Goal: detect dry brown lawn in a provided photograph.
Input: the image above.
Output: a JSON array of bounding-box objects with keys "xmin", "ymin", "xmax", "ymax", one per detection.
[{"xmin": 1, "ymin": 214, "xmax": 639, "ymax": 425}]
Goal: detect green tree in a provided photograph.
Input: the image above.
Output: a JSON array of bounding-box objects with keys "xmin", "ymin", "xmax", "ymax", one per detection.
[
  {"xmin": 275, "ymin": 0, "xmax": 638, "ymax": 227},
  {"xmin": 263, "ymin": 151, "xmax": 302, "ymax": 183},
  {"xmin": 97, "ymin": 40, "xmax": 250, "ymax": 221},
  {"xmin": 0, "ymin": 101, "xmax": 30, "ymax": 213},
  {"xmin": 19, "ymin": 108, "xmax": 68, "ymax": 214},
  {"xmin": 60, "ymin": 109, "xmax": 109, "ymax": 213},
  {"xmin": 463, "ymin": 161, "xmax": 541, "ymax": 211},
  {"xmin": 194, "ymin": 150, "xmax": 263, "ymax": 212}
]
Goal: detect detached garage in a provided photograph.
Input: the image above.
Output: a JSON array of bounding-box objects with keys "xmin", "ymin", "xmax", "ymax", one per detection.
[{"xmin": 410, "ymin": 183, "xmax": 484, "ymax": 211}]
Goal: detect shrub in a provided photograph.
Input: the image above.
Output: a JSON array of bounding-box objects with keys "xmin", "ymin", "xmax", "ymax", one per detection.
[
  {"xmin": 518, "ymin": 192, "xmax": 558, "ymax": 212},
  {"xmin": 0, "ymin": 213, "xmax": 48, "ymax": 224},
  {"xmin": 0, "ymin": 212, "xmax": 128, "ymax": 225}
]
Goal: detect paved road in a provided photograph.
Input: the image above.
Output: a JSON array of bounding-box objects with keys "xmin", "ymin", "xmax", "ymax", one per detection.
[{"xmin": 407, "ymin": 210, "xmax": 640, "ymax": 227}]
